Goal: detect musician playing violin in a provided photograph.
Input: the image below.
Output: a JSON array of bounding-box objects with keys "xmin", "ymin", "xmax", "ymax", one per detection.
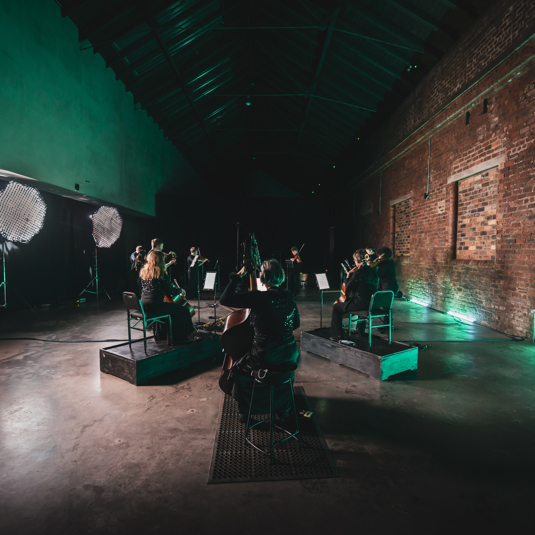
[
  {"xmin": 219, "ymin": 259, "xmax": 300, "ymax": 422},
  {"xmin": 147, "ymin": 238, "xmax": 177, "ymax": 270},
  {"xmin": 186, "ymin": 246, "xmax": 209, "ymax": 298},
  {"xmin": 140, "ymin": 250, "xmax": 194, "ymax": 343},
  {"xmin": 365, "ymin": 246, "xmax": 377, "ymax": 263},
  {"xmin": 289, "ymin": 246, "xmax": 302, "ymax": 298},
  {"xmin": 330, "ymin": 249, "xmax": 378, "ymax": 342}
]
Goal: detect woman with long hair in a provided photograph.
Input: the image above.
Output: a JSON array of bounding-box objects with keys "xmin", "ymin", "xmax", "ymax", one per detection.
[{"xmin": 139, "ymin": 250, "xmax": 194, "ymax": 343}]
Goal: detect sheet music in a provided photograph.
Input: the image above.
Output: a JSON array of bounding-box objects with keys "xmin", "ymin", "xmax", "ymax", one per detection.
[
  {"xmin": 315, "ymin": 273, "xmax": 330, "ymax": 291},
  {"xmin": 203, "ymin": 271, "xmax": 217, "ymax": 291}
]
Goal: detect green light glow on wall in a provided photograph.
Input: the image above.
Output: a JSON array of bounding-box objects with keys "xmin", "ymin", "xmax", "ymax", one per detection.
[
  {"xmin": 448, "ymin": 311, "xmax": 475, "ymax": 324},
  {"xmin": 411, "ymin": 297, "xmax": 429, "ymax": 307}
]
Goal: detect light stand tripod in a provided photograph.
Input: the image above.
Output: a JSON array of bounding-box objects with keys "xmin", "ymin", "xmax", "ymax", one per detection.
[
  {"xmin": 0, "ymin": 238, "xmax": 38, "ymax": 316},
  {"xmin": 79, "ymin": 247, "xmax": 111, "ymax": 301}
]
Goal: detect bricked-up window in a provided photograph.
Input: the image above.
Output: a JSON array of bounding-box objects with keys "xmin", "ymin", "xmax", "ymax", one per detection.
[
  {"xmin": 394, "ymin": 199, "xmax": 411, "ymax": 256},
  {"xmin": 456, "ymin": 169, "xmax": 497, "ymax": 260}
]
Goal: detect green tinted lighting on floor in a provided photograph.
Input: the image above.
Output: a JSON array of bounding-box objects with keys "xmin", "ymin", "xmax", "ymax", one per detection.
[
  {"xmin": 448, "ymin": 311, "xmax": 475, "ymax": 324},
  {"xmin": 411, "ymin": 297, "xmax": 429, "ymax": 307}
]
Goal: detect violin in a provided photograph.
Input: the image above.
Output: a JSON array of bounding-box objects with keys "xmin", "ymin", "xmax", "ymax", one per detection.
[
  {"xmin": 291, "ymin": 243, "xmax": 304, "ymax": 264},
  {"xmin": 191, "ymin": 248, "xmax": 210, "ymax": 267},
  {"xmin": 164, "ymin": 251, "xmax": 177, "ymax": 268},
  {"xmin": 367, "ymin": 253, "xmax": 386, "ymax": 268},
  {"xmin": 164, "ymin": 280, "xmax": 195, "ymax": 317}
]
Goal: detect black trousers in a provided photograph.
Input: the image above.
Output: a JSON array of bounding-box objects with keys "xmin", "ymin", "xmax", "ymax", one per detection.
[
  {"xmin": 330, "ymin": 299, "xmax": 370, "ymax": 340},
  {"xmin": 141, "ymin": 300, "xmax": 194, "ymax": 342},
  {"xmin": 289, "ymin": 267, "xmax": 300, "ymax": 296}
]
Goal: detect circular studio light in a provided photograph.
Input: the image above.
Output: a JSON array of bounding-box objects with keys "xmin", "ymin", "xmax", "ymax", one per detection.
[
  {"xmin": 0, "ymin": 181, "xmax": 47, "ymax": 243},
  {"xmin": 90, "ymin": 206, "xmax": 123, "ymax": 248}
]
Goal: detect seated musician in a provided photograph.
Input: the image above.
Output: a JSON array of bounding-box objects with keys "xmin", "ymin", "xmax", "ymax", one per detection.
[
  {"xmin": 375, "ymin": 246, "xmax": 399, "ymax": 332},
  {"xmin": 219, "ymin": 259, "xmax": 300, "ymax": 423},
  {"xmin": 365, "ymin": 245, "xmax": 377, "ymax": 263},
  {"xmin": 139, "ymin": 250, "xmax": 194, "ymax": 343},
  {"xmin": 330, "ymin": 249, "xmax": 378, "ymax": 341}
]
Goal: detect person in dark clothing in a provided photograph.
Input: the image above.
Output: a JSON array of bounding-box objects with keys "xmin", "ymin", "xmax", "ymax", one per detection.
[
  {"xmin": 365, "ymin": 246, "xmax": 377, "ymax": 263},
  {"xmin": 288, "ymin": 246, "xmax": 302, "ymax": 297},
  {"xmin": 130, "ymin": 245, "xmax": 144, "ymax": 294},
  {"xmin": 140, "ymin": 250, "xmax": 194, "ymax": 343},
  {"xmin": 375, "ymin": 246, "xmax": 399, "ymax": 331},
  {"xmin": 219, "ymin": 259, "xmax": 300, "ymax": 422},
  {"xmin": 330, "ymin": 249, "xmax": 378, "ymax": 341},
  {"xmin": 133, "ymin": 249, "xmax": 146, "ymax": 297}
]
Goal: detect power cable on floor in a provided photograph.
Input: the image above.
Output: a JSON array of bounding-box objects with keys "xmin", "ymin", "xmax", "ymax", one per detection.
[{"xmin": 0, "ymin": 337, "xmax": 133, "ymax": 343}]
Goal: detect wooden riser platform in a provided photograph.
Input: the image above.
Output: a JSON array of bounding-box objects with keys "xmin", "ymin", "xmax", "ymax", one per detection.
[
  {"xmin": 301, "ymin": 328, "xmax": 418, "ymax": 381},
  {"xmin": 100, "ymin": 332, "xmax": 222, "ymax": 385}
]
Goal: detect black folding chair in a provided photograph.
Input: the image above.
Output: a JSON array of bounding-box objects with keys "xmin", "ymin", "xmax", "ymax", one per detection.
[
  {"xmin": 122, "ymin": 292, "xmax": 173, "ymax": 352},
  {"xmin": 348, "ymin": 290, "xmax": 395, "ymax": 347}
]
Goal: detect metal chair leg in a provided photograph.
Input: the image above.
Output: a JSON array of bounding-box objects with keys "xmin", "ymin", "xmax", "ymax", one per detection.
[
  {"xmin": 127, "ymin": 313, "xmax": 132, "ymax": 348},
  {"xmin": 289, "ymin": 379, "xmax": 302, "ymax": 448},
  {"xmin": 142, "ymin": 321, "xmax": 147, "ymax": 353},
  {"xmin": 245, "ymin": 379, "xmax": 256, "ymax": 443},
  {"xmin": 269, "ymin": 385, "xmax": 275, "ymax": 464}
]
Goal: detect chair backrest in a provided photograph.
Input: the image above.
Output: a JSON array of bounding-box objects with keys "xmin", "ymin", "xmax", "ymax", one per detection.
[
  {"xmin": 369, "ymin": 290, "xmax": 395, "ymax": 311},
  {"xmin": 123, "ymin": 292, "xmax": 142, "ymax": 313}
]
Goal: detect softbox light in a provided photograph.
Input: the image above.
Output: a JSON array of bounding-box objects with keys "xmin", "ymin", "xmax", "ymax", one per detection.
[
  {"xmin": 0, "ymin": 181, "xmax": 47, "ymax": 243},
  {"xmin": 90, "ymin": 206, "xmax": 122, "ymax": 248}
]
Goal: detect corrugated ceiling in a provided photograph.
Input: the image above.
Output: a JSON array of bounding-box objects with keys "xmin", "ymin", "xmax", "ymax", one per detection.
[{"xmin": 58, "ymin": 0, "xmax": 493, "ymax": 195}]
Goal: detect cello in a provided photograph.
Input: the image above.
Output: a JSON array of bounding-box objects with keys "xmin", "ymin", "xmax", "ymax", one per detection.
[{"xmin": 164, "ymin": 280, "xmax": 195, "ymax": 317}]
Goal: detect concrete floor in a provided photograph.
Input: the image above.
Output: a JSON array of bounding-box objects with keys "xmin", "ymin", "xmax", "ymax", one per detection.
[{"xmin": 1, "ymin": 289, "xmax": 534, "ymax": 535}]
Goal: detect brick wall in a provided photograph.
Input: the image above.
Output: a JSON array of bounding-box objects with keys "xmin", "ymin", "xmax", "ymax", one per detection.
[
  {"xmin": 351, "ymin": 0, "xmax": 535, "ymax": 337},
  {"xmin": 394, "ymin": 199, "xmax": 411, "ymax": 256},
  {"xmin": 456, "ymin": 169, "xmax": 498, "ymax": 261}
]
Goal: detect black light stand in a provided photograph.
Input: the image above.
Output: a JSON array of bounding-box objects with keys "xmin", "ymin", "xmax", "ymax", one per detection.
[
  {"xmin": 79, "ymin": 248, "xmax": 111, "ymax": 301},
  {"xmin": 0, "ymin": 239, "xmax": 38, "ymax": 316}
]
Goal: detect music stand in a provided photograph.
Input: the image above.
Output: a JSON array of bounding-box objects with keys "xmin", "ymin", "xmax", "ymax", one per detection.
[
  {"xmin": 315, "ymin": 273, "xmax": 330, "ymax": 328},
  {"xmin": 285, "ymin": 259, "xmax": 293, "ymax": 290},
  {"xmin": 203, "ymin": 270, "xmax": 221, "ymax": 331}
]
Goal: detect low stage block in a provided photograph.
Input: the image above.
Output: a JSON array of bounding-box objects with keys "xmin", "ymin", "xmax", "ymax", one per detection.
[
  {"xmin": 100, "ymin": 332, "xmax": 222, "ymax": 385},
  {"xmin": 301, "ymin": 328, "xmax": 418, "ymax": 381}
]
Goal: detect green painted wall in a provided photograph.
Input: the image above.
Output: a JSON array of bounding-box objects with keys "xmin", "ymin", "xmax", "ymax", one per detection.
[{"xmin": 0, "ymin": 0, "xmax": 197, "ymax": 216}]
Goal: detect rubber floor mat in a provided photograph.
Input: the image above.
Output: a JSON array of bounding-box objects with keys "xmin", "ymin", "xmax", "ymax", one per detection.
[{"xmin": 208, "ymin": 386, "xmax": 339, "ymax": 484}]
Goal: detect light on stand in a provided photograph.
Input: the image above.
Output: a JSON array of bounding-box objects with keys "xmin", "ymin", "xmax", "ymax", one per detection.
[
  {"xmin": 79, "ymin": 206, "xmax": 123, "ymax": 301},
  {"xmin": 0, "ymin": 181, "xmax": 47, "ymax": 309}
]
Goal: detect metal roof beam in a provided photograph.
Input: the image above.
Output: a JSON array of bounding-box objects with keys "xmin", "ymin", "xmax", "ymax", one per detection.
[
  {"xmin": 136, "ymin": 2, "xmax": 209, "ymax": 138},
  {"xmin": 295, "ymin": 7, "xmax": 340, "ymax": 147},
  {"xmin": 349, "ymin": 3, "xmax": 443, "ymax": 59},
  {"xmin": 382, "ymin": 0, "xmax": 458, "ymax": 42}
]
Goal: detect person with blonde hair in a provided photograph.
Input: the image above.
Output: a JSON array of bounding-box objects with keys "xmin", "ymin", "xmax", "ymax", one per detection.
[
  {"xmin": 219, "ymin": 259, "xmax": 300, "ymax": 422},
  {"xmin": 140, "ymin": 250, "xmax": 194, "ymax": 343}
]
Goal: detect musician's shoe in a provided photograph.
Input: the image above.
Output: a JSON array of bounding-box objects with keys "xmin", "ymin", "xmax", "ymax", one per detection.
[{"xmin": 330, "ymin": 336, "xmax": 341, "ymax": 342}]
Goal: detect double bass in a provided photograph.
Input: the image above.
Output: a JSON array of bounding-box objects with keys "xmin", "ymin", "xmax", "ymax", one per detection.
[{"xmin": 218, "ymin": 233, "xmax": 261, "ymax": 393}]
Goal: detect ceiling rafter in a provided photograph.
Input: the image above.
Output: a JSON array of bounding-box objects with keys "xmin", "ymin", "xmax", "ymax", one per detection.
[{"xmin": 294, "ymin": 7, "xmax": 340, "ymax": 149}]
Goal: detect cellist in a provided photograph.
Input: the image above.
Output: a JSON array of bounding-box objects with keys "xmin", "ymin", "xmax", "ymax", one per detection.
[{"xmin": 330, "ymin": 249, "xmax": 378, "ymax": 342}]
